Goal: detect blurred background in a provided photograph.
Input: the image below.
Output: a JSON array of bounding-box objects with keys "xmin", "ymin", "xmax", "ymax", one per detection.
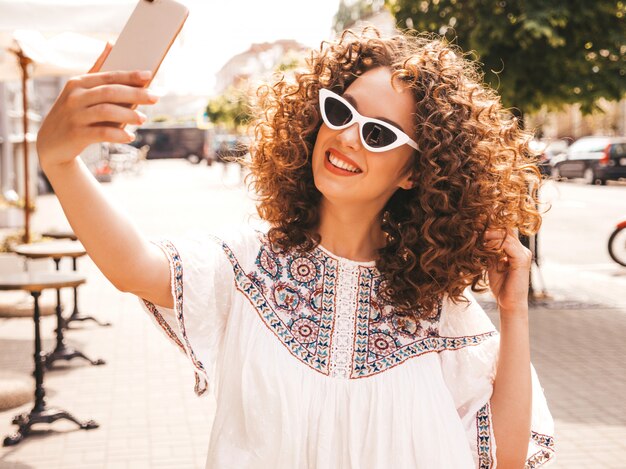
[
  {"xmin": 0, "ymin": 1, "xmax": 625, "ymax": 468},
  {"xmin": 1, "ymin": 0, "xmax": 625, "ymax": 203}
]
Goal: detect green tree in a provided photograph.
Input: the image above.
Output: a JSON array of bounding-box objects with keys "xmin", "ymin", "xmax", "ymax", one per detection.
[
  {"xmin": 386, "ymin": 0, "xmax": 626, "ymax": 119},
  {"xmin": 275, "ymin": 50, "xmax": 306, "ymax": 72},
  {"xmin": 333, "ymin": 0, "xmax": 385, "ymax": 32},
  {"xmin": 205, "ymin": 86, "xmax": 252, "ymax": 131}
]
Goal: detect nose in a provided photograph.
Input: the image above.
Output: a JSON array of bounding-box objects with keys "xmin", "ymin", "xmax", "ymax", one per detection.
[{"xmin": 335, "ymin": 122, "xmax": 362, "ymax": 151}]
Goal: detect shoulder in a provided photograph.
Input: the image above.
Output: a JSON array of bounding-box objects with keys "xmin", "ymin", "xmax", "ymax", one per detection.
[
  {"xmin": 153, "ymin": 222, "xmax": 269, "ymax": 271},
  {"xmin": 439, "ymin": 288, "xmax": 497, "ymax": 337},
  {"xmin": 209, "ymin": 222, "xmax": 269, "ymax": 266}
]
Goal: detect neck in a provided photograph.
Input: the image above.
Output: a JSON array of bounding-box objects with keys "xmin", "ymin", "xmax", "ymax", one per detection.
[{"xmin": 316, "ymin": 198, "xmax": 386, "ymax": 262}]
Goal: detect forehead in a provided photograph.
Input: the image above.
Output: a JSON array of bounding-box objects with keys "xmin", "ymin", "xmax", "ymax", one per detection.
[{"xmin": 343, "ymin": 67, "xmax": 415, "ymax": 134}]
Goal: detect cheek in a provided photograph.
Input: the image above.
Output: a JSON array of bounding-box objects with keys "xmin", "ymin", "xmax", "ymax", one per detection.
[
  {"xmin": 311, "ymin": 128, "xmax": 330, "ymax": 183},
  {"xmin": 312, "ymin": 126, "xmax": 332, "ymax": 168},
  {"xmin": 368, "ymin": 149, "xmax": 414, "ymax": 182},
  {"xmin": 312, "ymin": 126, "xmax": 329, "ymax": 152}
]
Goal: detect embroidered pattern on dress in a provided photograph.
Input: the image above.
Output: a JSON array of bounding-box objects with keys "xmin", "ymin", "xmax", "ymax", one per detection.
[
  {"xmin": 329, "ymin": 261, "xmax": 359, "ymax": 378},
  {"xmin": 218, "ymin": 233, "xmax": 498, "ymax": 379},
  {"xmin": 143, "ymin": 301, "xmax": 186, "ymax": 352},
  {"xmin": 142, "ymin": 240, "xmax": 208, "ymax": 396},
  {"xmin": 526, "ymin": 431, "xmax": 556, "ymax": 468},
  {"xmin": 477, "ymin": 402, "xmax": 556, "ymax": 469},
  {"xmin": 476, "ymin": 403, "xmax": 494, "ymax": 468}
]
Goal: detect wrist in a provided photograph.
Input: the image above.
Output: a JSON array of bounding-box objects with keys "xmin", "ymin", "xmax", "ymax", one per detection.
[
  {"xmin": 41, "ymin": 156, "xmax": 78, "ymax": 178},
  {"xmin": 499, "ymin": 309, "xmax": 529, "ymax": 324},
  {"xmin": 497, "ymin": 299, "xmax": 528, "ymax": 314}
]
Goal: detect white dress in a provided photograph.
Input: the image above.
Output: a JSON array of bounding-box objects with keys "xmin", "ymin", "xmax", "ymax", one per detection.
[{"xmin": 139, "ymin": 225, "xmax": 556, "ymax": 469}]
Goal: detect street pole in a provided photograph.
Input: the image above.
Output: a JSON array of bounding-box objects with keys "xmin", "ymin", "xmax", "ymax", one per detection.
[{"xmin": 16, "ymin": 48, "xmax": 33, "ymax": 244}]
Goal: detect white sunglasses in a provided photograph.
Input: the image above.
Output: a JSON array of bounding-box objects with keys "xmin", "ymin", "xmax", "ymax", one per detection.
[{"xmin": 318, "ymin": 88, "xmax": 419, "ymax": 153}]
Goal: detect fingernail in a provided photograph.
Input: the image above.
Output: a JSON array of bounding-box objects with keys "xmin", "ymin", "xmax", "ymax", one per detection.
[
  {"xmin": 146, "ymin": 89, "xmax": 163, "ymax": 101},
  {"xmin": 139, "ymin": 70, "xmax": 152, "ymax": 80}
]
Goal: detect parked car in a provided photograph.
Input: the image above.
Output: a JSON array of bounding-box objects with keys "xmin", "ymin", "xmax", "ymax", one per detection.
[
  {"xmin": 529, "ymin": 139, "xmax": 569, "ymax": 177},
  {"xmin": 131, "ymin": 125, "xmax": 213, "ymax": 164},
  {"xmin": 550, "ymin": 136, "xmax": 626, "ymax": 185}
]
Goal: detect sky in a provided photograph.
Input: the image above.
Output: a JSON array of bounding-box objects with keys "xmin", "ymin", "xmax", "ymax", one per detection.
[
  {"xmin": 161, "ymin": 0, "xmax": 342, "ymax": 96},
  {"xmin": 0, "ymin": 0, "xmax": 342, "ymax": 95}
]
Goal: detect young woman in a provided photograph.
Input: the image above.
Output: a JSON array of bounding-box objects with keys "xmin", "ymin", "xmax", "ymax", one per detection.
[{"xmin": 38, "ymin": 29, "xmax": 555, "ymax": 468}]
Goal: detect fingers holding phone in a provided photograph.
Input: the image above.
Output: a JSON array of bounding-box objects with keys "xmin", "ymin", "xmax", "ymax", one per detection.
[
  {"xmin": 79, "ymin": 70, "xmax": 161, "ymax": 115},
  {"xmin": 37, "ymin": 70, "xmax": 159, "ymax": 172},
  {"xmin": 78, "ymin": 71, "xmax": 161, "ymax": 126},
  {"xmin": 38, "ymin": 0, "xmax": 188, "ymax": 172}
]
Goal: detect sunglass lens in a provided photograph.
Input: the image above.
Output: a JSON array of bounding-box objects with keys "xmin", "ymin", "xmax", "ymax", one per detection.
[
  {"xmin": 362, "ymin": 122, "xmax": 398, "ymax": 148},
  {"xmin": 324, "ymin": 97, "xmax": 353, "ymax": 127}
]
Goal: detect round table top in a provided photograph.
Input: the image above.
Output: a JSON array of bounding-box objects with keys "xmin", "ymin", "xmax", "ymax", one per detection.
[
  {"xmin": 42, "ymin": 230, "xmax": 78, "ymax": 241},
  {"xmin": 0, "ymin": 272, "xmax": 86, "ymax": 291},
  {"xmin": 12, "ymin": 240, "xmax": 86, "ymax": 259}
]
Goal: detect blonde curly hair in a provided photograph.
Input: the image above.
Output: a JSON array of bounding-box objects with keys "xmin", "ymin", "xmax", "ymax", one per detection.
[{"xmin": 245, "ymin": 27, "xmax": 544, "ymax": 318}]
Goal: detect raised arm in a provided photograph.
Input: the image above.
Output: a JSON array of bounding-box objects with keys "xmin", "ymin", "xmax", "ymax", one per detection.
[
  {"xmin": 38, "ymin": 44, "xmax": 172, "ymax": 308},
  {"xmin": 484, "ymin": 228, "xmax": 533, "ymax": 467}
]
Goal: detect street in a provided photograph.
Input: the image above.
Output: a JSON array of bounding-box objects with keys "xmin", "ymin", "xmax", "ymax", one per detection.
[
  {"xmin": 541, "ymin": 180, "xmax": 625, "ymax": 265},
  {"xmin": 0, "ymin": 159, "xmax": 625, "ymax": 468},
  {"xmin": 535, "ymin": 179, "xmax": 626, "ymax": 307}
]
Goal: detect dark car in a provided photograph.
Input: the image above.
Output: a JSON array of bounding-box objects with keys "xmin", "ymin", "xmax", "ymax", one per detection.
[
  {"xmin": 550, "ymin": 136, "xmax": 626, "ymax": 185},
  {"xmin": 131, "ymin": 125, "xmax": 213, "ymax": 164}
]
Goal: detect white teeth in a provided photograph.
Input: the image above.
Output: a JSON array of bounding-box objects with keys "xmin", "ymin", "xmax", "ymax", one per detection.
[{"xmin": 328, "ymin": 153, "xmax": 360, "ymax": 173}]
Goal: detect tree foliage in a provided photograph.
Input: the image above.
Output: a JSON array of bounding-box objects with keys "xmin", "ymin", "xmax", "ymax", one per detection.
[
  {"xmin": 206, "ymin": 50, "xmax": 307, "ymax": 132},
  {"xmin": 333, "ymin": 0, "xmax": 385, "ymax": 31},
  {"xmin": 386, "ymin": 0, "xmax": 626, "ymax": 116},
  {"xmin": 275, "ymin": 50, "xmax": 305, "ymax": 72},
  {"xmin": 205, "ymin": 86, "xmax": 252, "ymax": 131}
]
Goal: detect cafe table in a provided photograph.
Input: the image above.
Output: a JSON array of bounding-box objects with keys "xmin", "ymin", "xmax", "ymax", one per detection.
[
  {"xmin": 12, "ymin": 241, "xmax": 107, "ymax": 369},
  {"xmin": 0, "ymin": 272, "xmax": 99, "ymax": 446}
]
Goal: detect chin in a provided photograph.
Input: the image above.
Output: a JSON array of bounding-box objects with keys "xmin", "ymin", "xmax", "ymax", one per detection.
[
  {"xmin": 314, "ymin": 179, "xmax": 362, "ymax": 207},
  {"xmin": 311, "ymin": 147, "xmax": 365, "ymax": 204}
]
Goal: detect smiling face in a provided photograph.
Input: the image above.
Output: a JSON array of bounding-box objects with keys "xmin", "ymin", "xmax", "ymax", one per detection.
[{"xmin": 311, "ymin": 67, "xmax": 417, "ymax": 210}]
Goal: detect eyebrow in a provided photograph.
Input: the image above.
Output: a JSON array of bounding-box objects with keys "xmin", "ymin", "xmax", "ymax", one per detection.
[{"xmin": 342, "ymin": 93, "xmax": 408, "ymax": 134}]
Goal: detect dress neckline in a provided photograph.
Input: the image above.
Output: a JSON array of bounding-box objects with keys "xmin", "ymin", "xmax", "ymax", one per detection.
[{"xmin": 316, "ymin": 243, "xmax": 378, "ymax": 268}]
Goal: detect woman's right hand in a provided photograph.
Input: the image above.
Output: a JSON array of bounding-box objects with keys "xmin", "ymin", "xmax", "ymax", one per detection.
[{"xmin": 37, "ymin": 42, "xmax": 160, "ymax": 172}]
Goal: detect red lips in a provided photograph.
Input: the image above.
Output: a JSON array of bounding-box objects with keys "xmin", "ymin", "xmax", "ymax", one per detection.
[{"xmin": 328, "ymin": 148, "xmax": 362, "ymax": 171}]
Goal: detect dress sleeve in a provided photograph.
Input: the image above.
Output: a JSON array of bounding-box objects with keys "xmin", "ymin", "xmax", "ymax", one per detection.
[
  {"xmin": 137, "ymin": 232, "xmax": 234, "ymax": 396},
  {"xmin": 438, "ymin": 289, "xmax": 556, "ymax": 468}
]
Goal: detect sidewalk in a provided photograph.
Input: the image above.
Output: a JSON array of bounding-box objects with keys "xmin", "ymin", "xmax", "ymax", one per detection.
[
  {"xmin": 478, "ymin": 291, "xmax": 626, "ymax": 468},
  {"xmin": 0, "ymin": 160, "xmax": 625, "ymax": 468}
]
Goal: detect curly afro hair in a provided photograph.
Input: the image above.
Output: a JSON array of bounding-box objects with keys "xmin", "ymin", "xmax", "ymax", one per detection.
[{"xmin": 246, "ymin": 27, "xmax": 544, "ymax": 318}]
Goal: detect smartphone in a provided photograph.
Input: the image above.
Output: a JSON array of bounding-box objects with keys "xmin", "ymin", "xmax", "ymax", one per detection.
[{"xmin": 98, "ymin": 0, "xmax": 189, "ymax": 125}]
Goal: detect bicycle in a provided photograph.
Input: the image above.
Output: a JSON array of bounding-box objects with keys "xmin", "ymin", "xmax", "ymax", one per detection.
[{"xmin": 608, "ymin": 219, "xmax": 626, "ymax": 267}]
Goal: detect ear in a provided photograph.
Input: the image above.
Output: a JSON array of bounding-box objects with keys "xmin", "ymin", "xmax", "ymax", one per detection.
[
  {"xmin": 398, "ymin": 152, "xmax": 418, "ymax": 190},
  {"xmin": 398, "ymin": 172, "xmax": 416, "ymax": 190}
]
